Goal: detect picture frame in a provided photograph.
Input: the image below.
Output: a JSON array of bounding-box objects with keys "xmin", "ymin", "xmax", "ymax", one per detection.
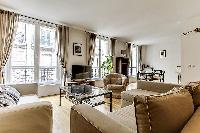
[
  {"xmin": 160, "ymin": 50, "xmax": 166, "ymax": 58},
  {"xmin": 73, "ymin": 43, "xmax": 82, "ymax": 56}
]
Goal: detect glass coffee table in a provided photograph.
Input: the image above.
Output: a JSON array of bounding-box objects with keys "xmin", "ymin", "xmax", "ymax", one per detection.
[{"xmin": 59, "ymin": 85, "xmax": 113, "ymax": 112}]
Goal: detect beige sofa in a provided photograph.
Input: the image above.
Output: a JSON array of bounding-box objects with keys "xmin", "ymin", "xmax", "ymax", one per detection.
[
  {"xmin": 70, "ymin": 82, "xmax": 200, "ymax": 133},
  {"xmin": 71, "ymin": 102, "xmax": 200, "ymax": 133},
  {"xmin": 0, "ymin": 83, "xmax": 53, "ymax": 133},
  {"xmin": 121, "ymin": 80, "xmax": 182, "ymax": 107},
  {"xmin": 71, "ymin": 104, "xmax": 136, "ymax": 133}
]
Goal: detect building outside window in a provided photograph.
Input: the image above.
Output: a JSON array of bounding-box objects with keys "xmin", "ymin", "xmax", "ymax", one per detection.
[
  {"xmin": 9, "ymin": 22, "xmax": 35, "ymax": 83},
  {"xmin": 39, "ymin": 26, "xmax": 57, "ymax": 83},
  {"xmin": 92, "ymin": 37, "xmax": 110, "ymax": 78},
  {"xmin": 5, "ymin": 21, "xmax": 59, "ymax": 84}
]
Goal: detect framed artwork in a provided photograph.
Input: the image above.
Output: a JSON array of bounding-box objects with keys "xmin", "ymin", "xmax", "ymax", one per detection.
[
  {"xmin": 73, "ymin": 43, "xmax": 82, "ymax": 56},
  {"xmin": 160, "ymin": 50, "xmax": 166, "ymax": 58}
]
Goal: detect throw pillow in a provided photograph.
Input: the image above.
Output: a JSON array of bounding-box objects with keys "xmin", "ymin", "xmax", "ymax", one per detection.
[
  {"xmin": 184, "ymin": 81, "xmax": 200, "ymax": 110},
  {"xmin": 134, "ymin": 88, "xmax": 194, "ymax": 133},
  {"xmin": 0, "ymin": 93, "xmax": 16, "ymax": 107},
  {"xmin": 0, "ymin": 86, "xmax": 21, "ymax": 104}
]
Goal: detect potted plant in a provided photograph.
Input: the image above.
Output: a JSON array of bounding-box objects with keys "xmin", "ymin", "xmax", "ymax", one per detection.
[{"xmin": 101, "ymin": 55, "xmax": 113, "ymax": 76}]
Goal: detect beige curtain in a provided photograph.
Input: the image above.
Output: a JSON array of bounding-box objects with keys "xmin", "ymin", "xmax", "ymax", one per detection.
[
  {"xmin": 56, "ymin": 26, "xmax": 69, "ymax": 85},
  {"xmin": 110, "ymin": 38, "xmax": 116, "ymax": 72},
  {"xmin": 0, "ymin": 10, "xmax": 19, "ymax": 83},
  {"xmin": 86, "ymin": 32, "xmax": 90, "ymax": 64},
  {"xmin": 86, "ymin": 33, "xmax": 96, "ymax": 65}
]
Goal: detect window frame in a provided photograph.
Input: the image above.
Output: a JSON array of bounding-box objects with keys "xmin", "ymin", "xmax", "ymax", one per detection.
[
  {"xmin": 5, "ymin": 21, "xmax": 60, "ymax": 84},
  {"xmin": 92, "ymin": 36, "xmax": 110, "ymax": 79},
  {"xmin": 129, "ymin": 45, "xmax": 138, "ymax": 76}
]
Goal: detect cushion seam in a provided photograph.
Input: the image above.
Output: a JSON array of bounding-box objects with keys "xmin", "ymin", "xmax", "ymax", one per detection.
[{"xmin": 146, "ymin": 96, "xmax": 153, "ymax": 133}]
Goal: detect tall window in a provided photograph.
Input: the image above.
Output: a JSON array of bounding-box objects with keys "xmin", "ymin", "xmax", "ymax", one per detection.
[
  {"xmin": 6, "ymin": 21, "xmax": 59, "ymax": 84},
  {"xmin": 40, "ymin": 26, "xmax": 57, "ymax": 83},
  {"xmin": 10, "ymin": 22, "xmax": 35, "ymax": 83},
  {"xmin": 129, "ymin": 45, "xmax": 138, "ymax": 76},
  {"xmin": 92, "ymin": 37, "xmax": 110, "ymax": 78}
]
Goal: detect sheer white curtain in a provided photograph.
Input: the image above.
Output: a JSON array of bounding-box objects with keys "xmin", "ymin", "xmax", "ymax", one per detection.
[{"xmin": 0, "ymin": 10, "xmax": 19, "ymax": 83}]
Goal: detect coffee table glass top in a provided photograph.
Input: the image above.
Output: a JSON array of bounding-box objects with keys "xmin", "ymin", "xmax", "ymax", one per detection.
[{"xmin": 60, "ymin": 85, "xmax": 111, "ymax": 101}]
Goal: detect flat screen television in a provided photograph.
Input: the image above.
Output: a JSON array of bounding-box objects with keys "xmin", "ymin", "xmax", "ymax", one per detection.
[{"xmin": 72, "ymin": 65, "xmax": 92, "ymax": 79}]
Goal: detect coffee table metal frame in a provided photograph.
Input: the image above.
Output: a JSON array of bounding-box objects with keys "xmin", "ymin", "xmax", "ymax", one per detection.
[{"xmin": 59, "ymin": 86, "xmax": 113, "ymax": 112}]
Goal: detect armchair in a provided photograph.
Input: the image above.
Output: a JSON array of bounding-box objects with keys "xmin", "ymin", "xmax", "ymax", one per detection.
[{"xmin": 103, "ymin": 73, "xmax": 128, "ymax": 98}]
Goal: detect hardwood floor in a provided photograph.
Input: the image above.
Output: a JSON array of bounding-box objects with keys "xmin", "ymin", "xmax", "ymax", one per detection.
[{"xmin": 40, "ymin": 95, "xmax": 121, "ymax": 133}]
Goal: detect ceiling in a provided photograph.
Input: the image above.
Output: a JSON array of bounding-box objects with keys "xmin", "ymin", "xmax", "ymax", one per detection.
[{"xmin": 1, "ymin": 0, "xmax": 200, "ymax": 44}]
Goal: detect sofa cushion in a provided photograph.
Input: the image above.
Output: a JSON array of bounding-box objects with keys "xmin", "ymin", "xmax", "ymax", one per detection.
[
  {"xmin": 107, "ymin": 105, "xmax": 137, "ymax": 132},
  {"xmin": 121, "ymin": 89, "xmax": 159, "ymax": 103},
  {"xmin": 18, "ymin": 95, "xmax": 40, "ymax": 105},
  {"xmin": 9, "ymin": 83, "xmax": 38, "ymax": 96},
  {"xmin": 0, "ymin": 86, "xmax": 20, "ymax": 104},
  {"xmin": 137, "ymin": 80, "xmax": 182, "ymax": 93},
  {"xmin": 134, "ymin": 88, "xmax": 194, "ymax": 133},
  {"xmin": 184, "ymin": 81, "xmax": 200, "ymax": 110},
  {"xmin": 110, "ymin": 78, "xmax": 122, "ymax": 85},
  {"xmin": 71, "ymin": 104, "xmax": 132, "ymax": 133}
]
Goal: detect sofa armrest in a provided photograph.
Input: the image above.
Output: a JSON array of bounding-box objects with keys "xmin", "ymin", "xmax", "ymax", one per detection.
[
  {"xmin": 122, "ymin": 77, "xmax": 129, "ymax": 87},
  {"xmin": 0, "ymin": 101, "xmax": 52, "ymax": 133},
  {"xmin": 70, "ymin": 104, "xmax": 132, "ymax": 133},
  {"xmin": 181, "ymin": 107, "xmax": 200, "ymax": 133}
]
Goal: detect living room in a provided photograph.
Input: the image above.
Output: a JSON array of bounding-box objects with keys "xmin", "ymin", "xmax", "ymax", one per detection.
[{"xmin": 1, "ymin": 0, "xmax": 200, "ymax": 133}]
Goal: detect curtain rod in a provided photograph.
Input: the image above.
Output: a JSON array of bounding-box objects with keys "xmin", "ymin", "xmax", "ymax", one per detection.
[
  {"xmin": 85, "ymin": 31, "xmax": 131, "ymax": 43},
  {"xmin": 183, "ymin": 28, "xmax": 200, "ymax": 36},
  {"xmin": 18, "ymin": 13, "xmax": 111, "ymax": 39},
  {"xmin": 1, "ymin": 8, "xmax": 132, "ymax": 43},
  {"xmin": 85, "ymin": 31, "xmax": 109, "ymax": 39},
  {"xmin": 19, "ymin": 14, "xmax": 61, "ymax": 27},
  {"xmin": 0, "ymin": 8, "xmax": 61, "ymax": 26}
]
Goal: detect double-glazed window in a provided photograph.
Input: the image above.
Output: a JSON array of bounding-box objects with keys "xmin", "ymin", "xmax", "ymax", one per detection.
[
  {"xmin": 5, "ymin": 22, "xmax": 59, "ymax": 84},
  {"xmin": 129, "ymin": 45, "xmax": 138, "ymax": 76},
  {"xmin": 39, "ymin": 26, "xmax": 57, "ymax": 83},
  {"xmin": 92, "ymin": 37, "xmax": 110, "ymax": 78}
]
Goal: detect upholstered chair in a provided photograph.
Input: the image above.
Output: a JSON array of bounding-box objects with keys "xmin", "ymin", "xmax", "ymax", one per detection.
[{"xmin": 103, "ymin": 73, "xmax": 128, "ymax": 98}]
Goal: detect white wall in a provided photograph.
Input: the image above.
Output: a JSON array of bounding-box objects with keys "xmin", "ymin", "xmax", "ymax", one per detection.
[
  {"xmin": 181, "ymin": 16, "xmax": 200, "ymax": 84},
  {"xmin": 113, "ymin": 40, "xmax": 128, "ymax": 72},
  {"xmin": 181, "ymin": 33, "xmax": 200, "ymax": 84},
  {"xmin": 143, "ymin": 37, "xmax": 181, "ymax": 83},
  {"xmin": 67, "ymin": 28, "xmax": 87, "ymax": 75},
  {"xmin": 115, "ymin": 40, "xmax": 127, "ymax": 57},
  {"xmin": 64, "ymin": 28, "xmax": 128, "ymax": 76}
]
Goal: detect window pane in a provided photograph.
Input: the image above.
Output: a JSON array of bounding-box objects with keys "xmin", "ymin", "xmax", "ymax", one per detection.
[
  {"xmin": 92, "ymin": 38, "xmax": 100, "ymax": 78},
  {"xmin": 101, "ymin": 39, "xmax": 109, "ymax": 63},
  {"xmin": 92, "ymin": 37, "xmax": 109, "ymax": 78},
  {"xmin": 100, "ymin": 39, "xmax": 109, "ymax": 77},
  {"xmin": 10, "ymin": 22, "xmax": 35, "ymax": 83},
  {"xmin": 39, "ymin": 26, "xmax": 57, "ymax": 83},
  {"xmin": 132, "ymin": 46, "xmax": 137, "ymax": 67},
  {"xmin": 129, "ymin": 67, "xmax": 137, "ymax": 76},
  {"xmin": 129, "ymin": 45, "xmax": 138, "ymax": 76}
]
